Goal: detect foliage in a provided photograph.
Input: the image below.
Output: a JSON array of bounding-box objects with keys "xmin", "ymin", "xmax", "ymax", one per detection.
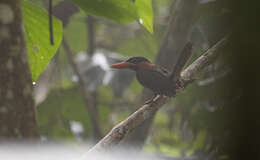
[
  {"xmin": 22, "ymin": 1, "xmax": 63, "ymax": 81},
  {"xmin": 37, "ymin": 86, "xmax": 112, "ymax": 139},
  {"xmin": 136, "ymin": 0, "xmax": 154, "ymax": 33},
  {"xmin": 63, "ymin": 12, "xmax": 87, "ymax": 53},
  {"xmin": 72, "ymin": 0, "xmax": 138, "ymax": 24},
  {"xmin": 22, "ymin": 0, "xmax": 155, "ymax": 81},
  {"xmin": 72, "ymin": 0, "xmax": 154, "ymax": 33},
  {"xmin": 19, "ymin": 0, "xmax": 234, "ymax": 159}
]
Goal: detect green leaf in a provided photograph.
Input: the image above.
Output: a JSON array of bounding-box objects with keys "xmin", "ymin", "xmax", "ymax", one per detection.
[
  {"xmin": 71, "ymin": 0, "xmax": 154, "ymax": 33},
  {"xmin": 135, "ymin": 0, "xmax": 154, "ymax": 33},
  {"xmin": 72, "ymin": 0, "xmax": 138, "ymax": 24},
  {"xmin": 22, "ymin": 1, "xmax": 63, "ymax": 81}
]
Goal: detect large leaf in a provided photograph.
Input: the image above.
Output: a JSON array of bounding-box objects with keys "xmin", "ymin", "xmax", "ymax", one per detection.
[
  {"xmin": 71, "ymin": 0, "xmax": 153, "ymax": 33},
  {"xmin": 72, "ymin": 0, "xmax": 138, "ymax": 24},
  {"xmin": 22, "ymin": 1, "xmax": 63, "ymax": 81},
  {"xmin": 135, "ymin": 0, "xmax": 154, "ymax": 33}
]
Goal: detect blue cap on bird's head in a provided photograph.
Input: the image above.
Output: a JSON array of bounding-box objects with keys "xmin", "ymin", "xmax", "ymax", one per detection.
[
  {"xmin": 110, "ymin": 57, "xmax": 151, "ymax": 69},
  {"xmin": 126, "ymin": 57, "xmax": 150, "ymax": 64}
]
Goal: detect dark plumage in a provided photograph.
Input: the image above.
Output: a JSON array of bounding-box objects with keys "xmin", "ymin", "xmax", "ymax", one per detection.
[
  {"xmin": 136, "ymin": 65, "xmax": 176, "ymax": 97},
  {"xmin": 110, "ymin": 57, "xmax": 176, "ymax": 97}
]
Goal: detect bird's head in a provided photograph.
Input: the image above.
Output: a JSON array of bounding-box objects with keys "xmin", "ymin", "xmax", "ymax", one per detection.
[{"xmin": 110, "ymin": 57, "xmax": 152, "ymax": 71}]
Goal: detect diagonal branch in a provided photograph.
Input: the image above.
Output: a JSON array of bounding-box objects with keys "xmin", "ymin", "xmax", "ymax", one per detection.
[
  {"xmin": 181, "ymin": 36, "xmax": 229, "ymax": 84},
  {"xmin": 87, "ymin": 36, "xmax": 229, "ymax": 153}
]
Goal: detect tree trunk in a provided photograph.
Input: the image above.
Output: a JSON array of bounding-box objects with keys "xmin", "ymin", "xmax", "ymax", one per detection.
[
  {"xmin": 0, "ymin": 0, "xmax": 39, "ymax": 140},
  {"xmin": 125, "ymin": 0, "xmax": 199, "ymax": 148}
]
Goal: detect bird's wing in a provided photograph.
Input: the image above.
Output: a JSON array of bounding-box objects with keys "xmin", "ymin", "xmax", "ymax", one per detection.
[
  {"xmin": 152, "ymin": 66, "xmax": 171, "ymax": 78},
  {"xmin": 136, "ymin": 67, "xmax": 175, "ymax": 95}
]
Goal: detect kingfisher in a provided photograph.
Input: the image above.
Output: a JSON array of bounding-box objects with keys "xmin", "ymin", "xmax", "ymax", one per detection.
[{"xmin": 110, "ymin": 57, "xmax": 176, "ymax": 102}]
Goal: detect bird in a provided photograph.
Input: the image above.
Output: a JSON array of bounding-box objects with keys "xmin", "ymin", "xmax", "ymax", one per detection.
[{"xmin": 110, "ymin": 57, "xmax": 176, "ymax": 103}]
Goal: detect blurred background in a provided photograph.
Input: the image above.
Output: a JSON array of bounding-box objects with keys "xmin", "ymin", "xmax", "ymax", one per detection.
[
  {"xmin": 1, "ymin": 0, "xmax": 260, "ymax": 160},
  {"xmin": 33, "ymin": 0, "xmax": 232, "ymax": 158}
]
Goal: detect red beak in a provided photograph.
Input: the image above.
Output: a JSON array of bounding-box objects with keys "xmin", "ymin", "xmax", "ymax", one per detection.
[{"xmin": 109, "ymin": 62, "xmax": 134, "ymax": 69}]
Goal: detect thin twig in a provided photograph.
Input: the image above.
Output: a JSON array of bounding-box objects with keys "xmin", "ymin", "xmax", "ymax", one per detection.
[
  {"xmin": 85, "ymin": 15, "xmax": 102, "ymax": 140},
  {"xmin": 87, "ymin": 15, "xmax": 95, "ymax": 55},
  {"xmin": 48, "ymin": 0, "xmax": 54, "ymax": 45},
  {"xmin": 62, "ymin": 39, "xmax": 102, "ymax": 139}
]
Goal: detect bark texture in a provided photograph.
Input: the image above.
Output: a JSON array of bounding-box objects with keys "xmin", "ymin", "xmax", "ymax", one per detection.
[
  {"xmin": 181, "ymin": 36, "xmax": 228, "ymax": 82},
  {"xmin": 0, "ymin": 0, "xmax": 39, "ymax": 139}
]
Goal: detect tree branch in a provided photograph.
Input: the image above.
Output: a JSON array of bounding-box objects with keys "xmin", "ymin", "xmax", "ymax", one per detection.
[
  {"xmin": 87, "ymin": 15, "xmax": 95, "ymax": 55},
  {"xmin": 62, "ymin": 39, "xmax": 102, "ymax": 139},
  {"xmin": 181, "ymin": 36, "xmax": 229, "ymax": 84},
  {"xmin": 87, "ymin": 36, "xmax": 229, "ymax": 153}
]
